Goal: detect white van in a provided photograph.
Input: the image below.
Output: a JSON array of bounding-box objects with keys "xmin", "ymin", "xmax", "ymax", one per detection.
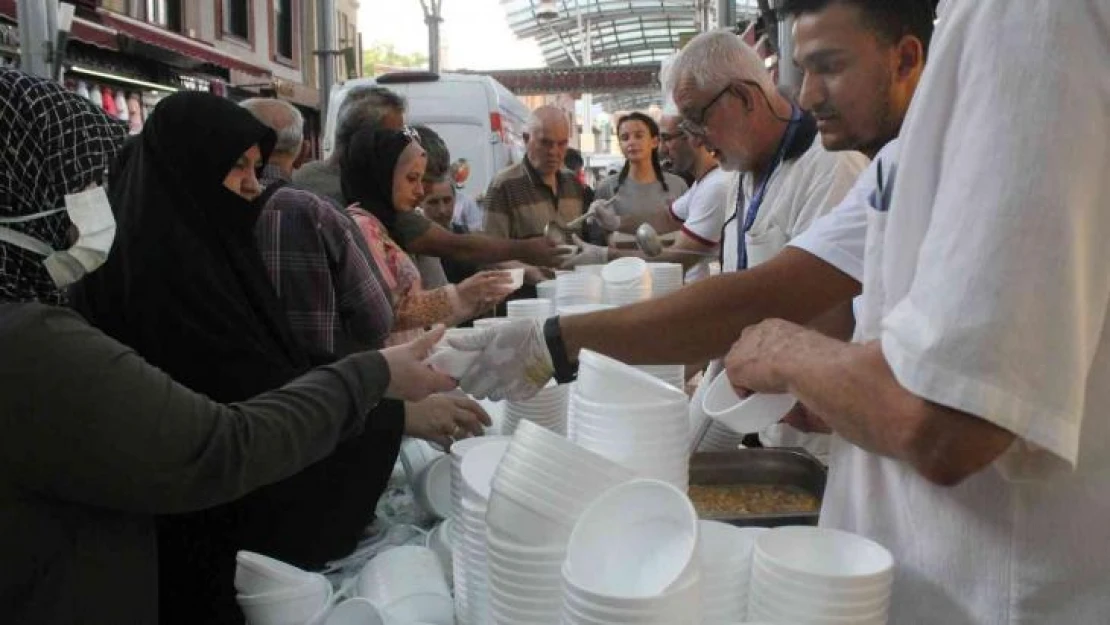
[{"xmin": 323, "ymin": 71, "xmax": 531, "ymax": 200}]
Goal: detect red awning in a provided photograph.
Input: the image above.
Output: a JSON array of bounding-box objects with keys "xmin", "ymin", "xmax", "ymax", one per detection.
[
  {"xmin": 0, "ymin": 0, "xmax": 118, "ymax": 51},
  {"xmin": 98, "ymin": 10, "xmax": 270, "ymax": 77}
]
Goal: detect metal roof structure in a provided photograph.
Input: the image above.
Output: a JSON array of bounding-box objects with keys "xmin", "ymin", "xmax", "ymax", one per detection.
[{"xmin": 499, "ymin": 0, "xmax": 763, "ymax": 109}]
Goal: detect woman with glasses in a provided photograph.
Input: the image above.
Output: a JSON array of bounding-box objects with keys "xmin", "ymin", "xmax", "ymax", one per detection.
[
  {"xmin": 593, "ymin": 112, "xmax": 688, "ymax": 245},
  {"xmin": 343, "ymin": 126, "xmax": 515, "ymax": 343}
]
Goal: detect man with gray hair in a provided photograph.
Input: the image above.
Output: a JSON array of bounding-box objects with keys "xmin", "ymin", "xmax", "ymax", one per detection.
[{"xmin": 241, "ymin": 97, "xmax": 305, "ymax": 186}]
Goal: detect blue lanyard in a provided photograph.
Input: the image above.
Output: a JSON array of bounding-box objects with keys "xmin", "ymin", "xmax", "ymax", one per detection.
[{"xmin": 736, "ymin": 105, "xmax": 802, "ymax": 270}]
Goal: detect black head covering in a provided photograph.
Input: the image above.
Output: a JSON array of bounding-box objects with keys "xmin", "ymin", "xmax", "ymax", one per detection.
[
  {"xmin": 70, "ymin": 90, "xmax": 311, "ymax": 400},
  {"xmin": 340, "ymin": 127, "xmax": 420, "ymax": 229},
  {"xmin": 0, "ymin": 69, "xmax": 127, "ymax": 304}
]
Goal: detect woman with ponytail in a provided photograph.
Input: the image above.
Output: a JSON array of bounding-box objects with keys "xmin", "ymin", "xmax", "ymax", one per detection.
[{"xmin": 592, "ymin": 112, "xmax": 688, "ymax": 242}]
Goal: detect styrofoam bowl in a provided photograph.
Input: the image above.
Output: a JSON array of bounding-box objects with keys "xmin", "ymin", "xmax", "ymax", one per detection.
[
  {"xmin": 750, "ymin": 573, "xmax": 891, "ymax": 616},
  {"xmin": 576, "ymin": 349, "xmax": 687, "ymax": 404},
  {"xmin": 755, "ymin": 526, "xmax": 895, "ymax": 588},
  {"xmin": 563, "ymin": 563, "xmax": 700, "ymax": 617},
  {"xmin": 507, "ymin": 420, "xmax": 637, "ymax": 477},
  {"xmin": 747, "ymin": 592, "xmax": 887, "ymax": 625},
  {"xmin": 413, "ymin": 454, "xmax": 453, "ymax": 520},
  {"xmin": 702, "ymin": 372, "xmax": 796, "ymax": 433},
  {"xmin": 460, "ymin": 438, "xmax": 511, "ymax": 502},
  {"xmin": 382, "ymin": 592, "xmax": 455, "ymax": 625},
  {"xmin": 472, "ymin": 317, "xmax": 512, "ymax": 328},
  {"xmin": 424, "ymin": 347, "xmax": 480, "ymax": 379},
  {"xmin": 324, "ymin": 597, "xmax": 387, "ymax": 625},
  {"xmin": 485, "ymin": 482, "xmax": 576, "ymax": 545},
  {"xmin": 234, "ymin": 551, "xmax": 319, "ymax": 596},
  {"xmin": 752, "ymin": 555, "xmax": 891, "ymax": 603},
  {"xmin": 507, "ymin": 268, "xmax": 525, "ymax": 290},
  {"xmin": 563, "ymin": 479, "xmax": 698, "ymax": 598},
  {"xmin": 237, "ymin": 578, "xmax": 333, "ymax": 625},
  {"xmin": 356, "ymin": 546, "xmax": 450, "ymax": 605},
  {"xmin": 601, "ymin": 257, "xmax": 649, "ymax": 284}
]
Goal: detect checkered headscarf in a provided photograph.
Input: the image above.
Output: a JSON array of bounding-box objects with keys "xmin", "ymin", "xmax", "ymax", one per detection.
[{"xmin": 0, "ymin": 69, "xmax": 127, "ymax": 303}]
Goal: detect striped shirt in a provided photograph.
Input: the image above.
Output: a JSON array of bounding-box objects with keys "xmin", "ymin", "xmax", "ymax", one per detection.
[
  {"xmin": 255, "ymin": 165, "xmax": 394, "ymax": 356},
  {"xmin": 482, "ymin": 158, "xmax": 587, "ymax": 240}
]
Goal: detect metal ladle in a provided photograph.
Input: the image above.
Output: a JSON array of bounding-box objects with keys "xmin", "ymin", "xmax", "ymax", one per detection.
[{"xmin": 635, "ymin": 223, "xmax": 718, "ymax": 258}]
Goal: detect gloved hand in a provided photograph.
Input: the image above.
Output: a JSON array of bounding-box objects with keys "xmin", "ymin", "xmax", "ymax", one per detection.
[
  {"xmin": 447, "ymin": 318, "xmax": 554, "ymax": 401},
  {"xmin": 586, "ymin": 199, "xmax": 621, "ymax": 231},
  {"xmin": 560, "ymin": 234, "xmax": 609, "ymax": 269}
]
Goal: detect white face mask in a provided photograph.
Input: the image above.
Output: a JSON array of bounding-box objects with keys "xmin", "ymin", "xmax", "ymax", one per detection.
[{"xmin": 0, "ymin": 185, "xmax": 116, "ymax": 288}]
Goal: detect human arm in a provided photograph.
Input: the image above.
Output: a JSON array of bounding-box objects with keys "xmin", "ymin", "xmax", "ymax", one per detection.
[
  {"xmin": 403, "ymin": 393, "xmax": 493, "ymax": 449},
  {"xmin": 405, "ymin": 224, "xmax": 565, "ymax": 269},
  {"xmin": 723, "ymin": 323, "xmax": 1014, "ymax": 486},
  {"xmin": 0, "ymin": 307, "xmax": 454, "ymax": 514}
]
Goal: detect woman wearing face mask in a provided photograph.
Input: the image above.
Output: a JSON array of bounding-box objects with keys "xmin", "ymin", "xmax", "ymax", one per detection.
[
  {"xmin": 67, "ymin": 90, "xmax": 464, "ymax": 624},
  {"xmin": 593, "ymin": 112, "xmax": 688, "ymax": 245},
  {"xmin": 0, "ymin": 71, "xmax": 455, "ymax": 624},
  {"xmin": 342, "ymin": 127, "xmax": 515, "ymax": 344}
]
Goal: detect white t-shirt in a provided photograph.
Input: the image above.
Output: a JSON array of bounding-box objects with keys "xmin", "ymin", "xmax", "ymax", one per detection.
[
  {"xmin": 721, "ymin": 138, "xmax": 867, "ymax": 272},
  {"xmin": 667, "ymin": 167, "xmax": 732, "ymax": 282},
  {"xmin": 822, "ymin": 2, "xmax": 1110, "ymax": 623},
  {"xmin": 452, "ymin": 193, "xmax": 484, "ymax": 232}
]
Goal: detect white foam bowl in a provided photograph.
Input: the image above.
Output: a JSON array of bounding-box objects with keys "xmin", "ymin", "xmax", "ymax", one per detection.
[
  {"xmin": 563, "ymin": 479, "xmax": 698, "ymax": 599},
  {"xmin": 747, "ymin": 593, "xmax": 887, "ymax": 625},
  {"xmin": 472, "ymin": 317, "xmax": 512, "ymax": 328},
  {"xmin": 601, "ymin": 257, "xmax": 649, "ymax": 283},
  {"xmin": 750, "ymin": 573, "xmax": 890, "ymax": 616},
  {"xmin": 755, "ymin": 526, "xmax": 894, "ymax": 589},
  {"xmin": 412, "ymin": 454, "xmax": 452, "ymax": 520},
  {"xmin": 234, "ymin": 551, "xmax": 319, "ymax": 596},
  {"xmin": 702, "ymin": 372, "xmax": 796, "ymax": 433},
  {"xmin": 576, "ymin": 349, "xmax": 687, "ymax": 404},
  {"xmin": 486, "ymin": 481, "xmax": 576, "ymax": 545},
  {"xmin": 752, "ymin": 555, "xmax": 891, "ymax": 602},
  {"xmin": 460, "ymin": 438, "xmax": 511, "ymax": 502},
  {"xmin": 356, "ymin": 547, "xmax": 450, "ymax": 609},
  {"xmin": 562, "ymin": 564, "xmax": 700, "ymax": 619},
  {"xmin": 237, "ymin": 575, "xmax": 333, "ymax": 625},
  {"xmin": 507, "ymin": 267, "xmax": 525, "ymax": 290},
  {"xmin": 382, "ymin": 592, "xmax": 455, "ymax": 625},
  {"xmin": 424, "ymin": 347, "xmax": 480, "ymax": 379},
  {"xmin": 324, "ymin": 598, "xmax": 387, "ymax": 625}
]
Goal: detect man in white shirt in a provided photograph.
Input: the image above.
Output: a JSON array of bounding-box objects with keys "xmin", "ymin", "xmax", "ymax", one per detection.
[
  {"xmin": 450, "ymin": 1, "xmax": 932, "ymax": 402},
  {"xmin": 564, "ymin": 114, "xmax": 731, "ymax": 283},
  {"xmin": 724, "ymin": 1, "xmax": 1110, "ymax": 622}
]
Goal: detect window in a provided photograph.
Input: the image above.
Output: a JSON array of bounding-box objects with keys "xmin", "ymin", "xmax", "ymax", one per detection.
[
  {"xmin": 101, "ymin": 0, "xmax": 131, "ymax": 14},
  {"xmin": 274, "ymin": 0, "xmax": 293, "ymax": 59},
  {"xmin": 146, "ymin": 0, "xmax": 182, "ymax": 33},
  {"xmin": 222, "ymin": 0, "xmax": 250, "ymax": 40}
]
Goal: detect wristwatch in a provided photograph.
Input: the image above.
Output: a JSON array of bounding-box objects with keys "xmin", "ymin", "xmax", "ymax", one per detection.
[{"xmin": 543, "ymin": 316, "xmax": 578, "ymax": 384}]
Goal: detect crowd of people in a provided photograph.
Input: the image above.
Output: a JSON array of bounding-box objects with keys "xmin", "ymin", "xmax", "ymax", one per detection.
[{"xmin": 0, "ymin": 0, "xmax": 1106, "ymax": 623}]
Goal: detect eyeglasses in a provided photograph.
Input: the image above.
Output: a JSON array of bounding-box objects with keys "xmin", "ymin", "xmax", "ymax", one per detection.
[
  {"xmin": 679, "ymin": 84, "xmax": 733, "ymax": 137},
  {"xmin": 679, "ymin": 80, "xmax": 769, "ymax": 137}
]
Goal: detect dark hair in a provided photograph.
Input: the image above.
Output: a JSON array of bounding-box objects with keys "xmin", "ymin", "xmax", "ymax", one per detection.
[
  {"xmin": 564, "ymin": 147, "xmax": 584, "ymax": 171},
  {"xmin": 341, "ymin": 127, "xmax": 419, "ymax": 229},
  {"xmin": 333, "ymin": 85, "xmax": 407, "ymax": 160},
  {"xmin": 780, "ymin": 0, "xmax": 935, "ymax": 56},
  {"xmin": 414, "ymin": 124, "xmax": 451, "ymax": 180},
  {"xmin": 614, "ymin": 112, "xmax": 668, "ymax": 194}
]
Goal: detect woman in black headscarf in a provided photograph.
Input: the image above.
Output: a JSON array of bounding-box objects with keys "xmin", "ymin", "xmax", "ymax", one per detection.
[
  {"xmin": 69, "ymin": 91, "xmax": 452, "ymax": 624},
  {"xmin": 0, "ymin": 71, "xmax": 453, "ymax": 625}
]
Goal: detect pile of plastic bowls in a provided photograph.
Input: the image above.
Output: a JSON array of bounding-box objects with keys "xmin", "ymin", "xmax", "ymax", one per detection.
[
  {"xmin": 503, "ymin": 382, "xmax": 570, "ymax": 436},
  {"xmin": 356, "ymin": 546, "xmax": 454, "ymax": 624},
  {"xmin": 507, "ymin": 298, "xmax": 555, "ymax": 319},
  {"xmin": 557, "ymin": 272, "xmax": 603, "ymax": 307},
  {"xmin": 698, "ymin": 521, "xmax": 767, "ymax": 624},
  {"xmin": 485, "ymin": 420, "xmax": 635, "ymax": 624},
  {"xmin": 748, "ymin": 526, "xmax": 894, "ymax": 625},
  {"xmin": 647, "ymin": 262, "xmax": 684, "ymax": 297},
  {"xmin": 601, "ymin": 257, "xmax": 653, "ymax": 306},
  {"xmin": 234, "ymin": 551, "xmax": 334, "ymax": 625},
  {"xmin": 453, "ymin": 438, "xmax": 512, "ymax": 624},
  {"xmin": 560, "ymin": 479, "xmax": 702, "ymax": 625},
  {"xmin": 635, "ymin": 364, "xmax": 686, "ymax": 390},
  {"xmin": 569, "ymin": 349, "xmax": 691, "ymax": 490}
]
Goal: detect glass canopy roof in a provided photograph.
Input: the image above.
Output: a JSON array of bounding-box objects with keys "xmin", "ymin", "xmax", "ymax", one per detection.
[{"xmin": 499, "ymin": 0, "xmax": 763, "ymax": 109}]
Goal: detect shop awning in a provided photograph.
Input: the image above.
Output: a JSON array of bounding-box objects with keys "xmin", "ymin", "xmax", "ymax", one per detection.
[
  {"xmin": 0, "ymin": 0, "xmax": 117, "ymax": 50},
  {"xmin": 98, "ymin": 10, "xmax": 270, "ymax": 77}
]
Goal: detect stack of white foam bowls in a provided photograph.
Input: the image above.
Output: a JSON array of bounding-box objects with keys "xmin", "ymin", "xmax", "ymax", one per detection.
[
  {"xmin": 561, "ymin": 479, "xmax": 702, "ymax": 625},
  {"xmin": 356, "ymin": 545, "xmax": 454, "ymax": 624},
  {"xmin": 557, "ymin": 303, "xmax": 614, "ymax": 317},
  {"xmin": 536, "ymin": 280, "xmax": 558, "ymax": 301},
  {"xmin": 449, "ymin": 437, "xmax": 509, "ymax": 546},
  {"xmin": 454, "ymin": 438, "xmax": 512, "ymax": 625},
  {"xmin": 696, "ymin": 420, "xmax": 748, "ymax": 452},
  {"xmin": 486, "ymin": 420, "xmax": 635, "ymax": 625},
  {"xmin": 507, "ymin": 298, "xmax": 554, "ymax": 319},
  {"xmin": 574, "ymin": 264, "xmax": 605, "ymax": 277},
  {"xmin": 601, "ymin": 257, "xmax": 653, "ymax": 306},
  {"xmin": 635, "ymin": 364, "xmax": 686, "ymax": 389},
  {"xmin": 556, "ymin": 272, "xmax": 604, "ymax": 308},
  {"xmin": 502, "ymin": 382, "xmax": 570, "ymax": 435},
  {"xmin": 648, "ymin": 262, "xmax": 684, "ymax": 297},
  {"xmin": 569, "ymin": 349, "xmax": 691, "ymax": 490},
  {"xmin": 698, "ymin": 521, "xmax": 767, "ymax": 623},
  {"xmin": 749, "ymin": 526, "xmax": 894, "ymax": 625}
]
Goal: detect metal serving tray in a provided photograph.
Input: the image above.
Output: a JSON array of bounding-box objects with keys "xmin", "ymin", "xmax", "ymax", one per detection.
[{"xmin": 689, "ymin": 448, "xmax": 827, "ymax": 528}]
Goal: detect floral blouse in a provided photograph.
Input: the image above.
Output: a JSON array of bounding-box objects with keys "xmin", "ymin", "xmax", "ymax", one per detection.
[{"xmin": 347, "ymin": 205, "xmax": 464, "ymax": 344}]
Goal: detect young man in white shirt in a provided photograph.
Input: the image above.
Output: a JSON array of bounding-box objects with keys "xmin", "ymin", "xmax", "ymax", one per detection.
[
  {"xmin": 725, "ymin": 1, "xmax": 1110, "ymax": 622},
  {"xmin": 450, "ymin": 1, "xmax": 932, "ymax": 403}
]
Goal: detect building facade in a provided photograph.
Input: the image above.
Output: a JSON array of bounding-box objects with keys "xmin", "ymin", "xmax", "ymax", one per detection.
[{"xmin": 0, "ymin": 0, "xmax": 361, "ymax": 156}]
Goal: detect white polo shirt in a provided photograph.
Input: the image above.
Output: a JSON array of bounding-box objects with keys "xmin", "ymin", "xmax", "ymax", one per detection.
[
  {"xmin": 668, "ymin": 167, "xmax": 732, "ymax": 282},
  {"xmin": 721, "ymin": 138, "xmax": 866, "ymax": 272},
  {"xmin": 821, "ymin": 2, "xmax": 1110, "ymax": 623}
]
